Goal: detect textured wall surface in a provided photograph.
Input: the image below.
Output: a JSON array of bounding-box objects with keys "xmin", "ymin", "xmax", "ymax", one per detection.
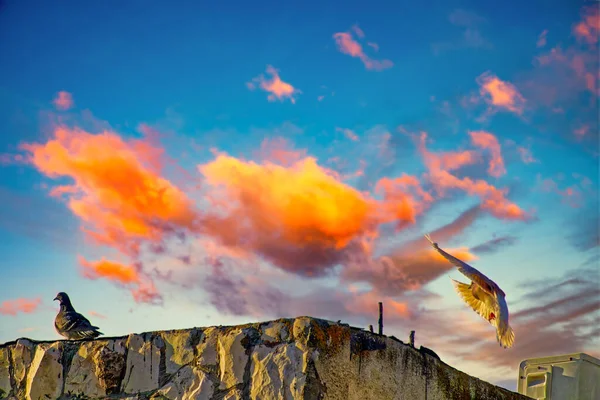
[{"xmin": 0, "ymin": 316, "xmax": 528, "ymax": 400}]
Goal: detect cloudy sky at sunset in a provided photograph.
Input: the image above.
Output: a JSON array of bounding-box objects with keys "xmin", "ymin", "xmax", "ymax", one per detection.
[{"xmin": 0, "ymin": 0, "xmax": 599, "ymax": 390}]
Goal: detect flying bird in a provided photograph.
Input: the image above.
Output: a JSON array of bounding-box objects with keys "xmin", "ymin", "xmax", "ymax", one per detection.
[
  {"xmin": 424, "ymin": 234, "xmax": 515, "ymax": 349},
  {"xmin": 54, "ymin": 292, "xmax": 103, "ymax": 340}
]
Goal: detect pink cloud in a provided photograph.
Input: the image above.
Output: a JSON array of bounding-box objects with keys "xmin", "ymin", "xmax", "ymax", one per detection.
[
  {"xmin": 574, "ymin": 124, "xmax": 589, "ymax": 139},
  {"xmin": 533, "ymin": 44, "xmax": 599, "ymax": 101},
  {"xmin": 0, "ymin": 297, "xmax": 42, "ymax": 316},
  {"xmin": 417, "ymin": 132, "xmax": 529, "ymax": 220},
  {"xmin": 517, "ymin": 146, "xmax": 537, "ymax": 164},
  {"xmin": 254, "ymin": 136, "xmax": 307, "ymax": 167},
  {"xmin": 469, "ymin": 131, "xmax": 506, "ymax": 177},
  {"xmin": 333, "ymin": 32, "xmax": 364, "ymax": 58},
  {"xmin": 538, "ymin": 175, "xmax": 584, "ymax": 208},
  {"xmin": 351, "ymin": 24, "xmax": 365, "ymax": 38},
  {"xmin": 336, "ymin": 127, "xmax": 359, "ymax": 141},
  {"xmin": 0, "ymin": 153, "xmax": 25, "ymax": 165},
  {"xmin": 52, "ymin": 91, "xmax": 74, "ymax": 111},
  {"xmin": 476, "ymin": 72, "xmax": 526, "ymax": 115},
  {"xmin": 17, "ymin": 327, "xmax": 39, "ymax": 333},
  {"xmin": 536, "ymin": 29, "xmax": 548, "ymax": 48},
  {"xmin": 247, "ymin": 66, "xmax": 301, "ymax": 104},
  {"xmin": 333, "ymin": 26, "xmax": 393, "ymax": 71},
  {"xmin": 367, "ymin": 42, "xmax": 379, "ymax": 52},
  {"xmin": 573, "ymin": 6, "xmax": 599, "ymax": 46},
  {"xmin": 88, "ymin": 310, "xmax": 107, "ymax": 319}
]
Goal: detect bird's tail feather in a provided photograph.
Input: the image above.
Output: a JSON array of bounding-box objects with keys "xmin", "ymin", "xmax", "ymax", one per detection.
[{"xmin": 498, "ymin": 325, "xmax": 515, "ymax": 349}]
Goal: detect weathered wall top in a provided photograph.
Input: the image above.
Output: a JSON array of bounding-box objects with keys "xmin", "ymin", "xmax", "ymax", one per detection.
[{"xmin": 0, "ymin": 316, "xmax": 528, "ymax": 400}]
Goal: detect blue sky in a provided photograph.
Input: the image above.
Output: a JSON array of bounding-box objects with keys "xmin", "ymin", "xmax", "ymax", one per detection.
[{"xmin": 0, "ymin": 0, "xmax": 598, "ymax": 390}]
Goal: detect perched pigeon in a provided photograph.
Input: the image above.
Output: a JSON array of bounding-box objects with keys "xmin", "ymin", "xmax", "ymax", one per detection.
[
  {"xmin": 54, "ymin": 292, "xmax": 103, "ymax": 340},
  {"xmin": 424, "ymin": 234, "xmax": 515, "ymax": 349}
]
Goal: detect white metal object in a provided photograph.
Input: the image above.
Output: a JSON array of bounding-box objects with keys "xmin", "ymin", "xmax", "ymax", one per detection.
[{"xmin": 518, "ymin": 353, "xmax": 600, "ymax": 400}]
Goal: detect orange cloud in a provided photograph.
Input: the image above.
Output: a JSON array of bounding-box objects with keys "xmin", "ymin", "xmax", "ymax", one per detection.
[
  {"xmin": 469, "ymin": 131, "xmax": 506, "ymax": 177},
  {"xmin": 21, "ymin": 126, "xmax": 198, "ymax": 257},
  {"xmin": 573, "ymin": 6, "xmax": 599, "ymax": 46},
  {"xmin": 79, "ymin": 256, "xmax": 161, "ymax": 303},
  {"xmin": 346, "ymin": 289, "xmax": 411, "ymax": 320},
  {"xmin": 200, "ymin": 155, "xmax": 374, "ymax": 250},
  {"xmin": 333, "ymin": 26, "xmax": 393, "ymax": 71},
  {"xmin": 80, "ymin": 256, "xmax": 141, "ymax": 284},
  {"xmin": 198, "ymin": 154, "xmax": 427, "ymax": 275},
  {"xmin": 536, "ymin": 29, "xmax": 548, "ymax": 48},
  {"xmin": 53, "ymin": 91, "xmax": 74, "ymax": 111},
  {"xmin": 418, "ymin": 133, "xmax": 528, "ymax": 220},
  {"xmin": 247, "ymin": 66, "xmax": 301, "ymax": 103},
  {"xmin": 20, "ymin": 126, "xmax": 199, "ymax": 303},
  {"xmin": 0, "ymin": 297, "xmax": 42, "ymax": 316},
  {"xmin": 476, "ymin": 72, "xmax": 526, "ymax": 115},
  {"xmin": 375, "ymin": 174, "xmax": 433, "ymax": 228}
]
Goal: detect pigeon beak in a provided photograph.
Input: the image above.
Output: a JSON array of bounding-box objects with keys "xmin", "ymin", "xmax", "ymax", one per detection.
[{"xmin": 53, "ymin": 296, "xmax": 58, "ymax": 301}]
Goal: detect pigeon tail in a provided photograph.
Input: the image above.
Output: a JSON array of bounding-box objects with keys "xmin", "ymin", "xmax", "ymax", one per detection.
[{"xmin": 498, "ymin": 325, "xmax": 515, "ymax": 348}]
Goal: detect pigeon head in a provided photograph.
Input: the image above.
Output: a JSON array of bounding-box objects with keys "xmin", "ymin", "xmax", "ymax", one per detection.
[
  {"xmin": 53, "ymin": 292, "xmax": 70, "ymax": 304},
  {"xmin": 54, "ymin": 292, "xmax": 75, "ymax": 311}
]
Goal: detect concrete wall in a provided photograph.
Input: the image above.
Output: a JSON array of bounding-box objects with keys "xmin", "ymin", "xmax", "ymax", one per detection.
[{"xmin": 0, "ymin": 316, "xmax": 529, "ymax": 400}]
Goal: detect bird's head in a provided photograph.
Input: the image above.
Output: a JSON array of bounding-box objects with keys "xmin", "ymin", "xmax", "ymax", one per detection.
[{"xmin": 53, "ymin": 292, "xmax": 69, "ymax": 304}]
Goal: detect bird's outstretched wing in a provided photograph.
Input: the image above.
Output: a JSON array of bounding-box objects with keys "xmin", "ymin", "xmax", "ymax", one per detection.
[
  {"xmin": 495, "ymin": 293, "xmax": 515, "ymax": 348},
  {"xmin": 424, "ymin": 233, "xmax": 497, "ymax": 294},
  {"xmin": 451, "ymin": 279, "xmax": 493, "ymax": 323}
]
